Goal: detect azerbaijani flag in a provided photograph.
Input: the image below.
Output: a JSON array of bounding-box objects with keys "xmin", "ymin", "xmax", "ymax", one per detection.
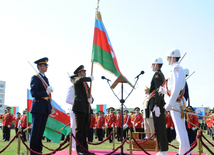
[
  {"xmin": 96, "ymin": 104, "xmax": 107, "ymax": 114},
  {"xmin": 11, "ymin": 107, "xmax": 19, "ymax": 117},
  {"xmin": 27, "ymin": 89, "xmax": 70, "ymax": 143},
  {"xmin": 91, "ymin": 11, "xmax": 133, "ymax": 87},
  {"xmin": 27, "ymin": 89, "xmax": 33, "ymax": 123}
]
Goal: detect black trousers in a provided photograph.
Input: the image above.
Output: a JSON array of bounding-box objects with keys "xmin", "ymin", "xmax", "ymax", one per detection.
[
  {"xmin": 22, "ymin": 127, "xmax": 27, "ymax": 141},
  {"xmin": 30, "ymin": 113, "xmax": 48, "ymax": 155},
  {"xmin": 107, "ymin": 128, "xmax": 113, "ymax": 143},
  {"xmin": 123, "ymin": 127, "xmax": 130, "ymax": 139},
  {"xmin": 117, "ymin": 127, "xmax": 122, "ymax": 141},
  {"xmin": 4, "ymin": 126, "xmax": 10, "ymax": 141},
  {"xmin": 88, "ymin": 128, "xmax": 94, "ymax": 142},
  {"xmin": 15, "ymin": 127, "xmax": 18, "ymax": 138},
  {"xmin": 2, "ymin": 126, "xmax": 5, "ymax": 140},
  {"xmin": 166, "ymin": 128, "xmax": 172, "ymax": 143},
  {"xmin": 152, "ymin": 108, "xmax": 168, "ymax": 151},
  {"xmin": 74, "ymin": 112, "xmax": 90, "ymax": 153},
  {"xmin": 187, "ymin": 128, "xmax": 197, "ymax": 145},
  {"xmin": 97, "ymin": 128, "xmax": 104, "ymax": 141}
]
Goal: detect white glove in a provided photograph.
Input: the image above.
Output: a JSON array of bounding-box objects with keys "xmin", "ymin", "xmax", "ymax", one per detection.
[
  {"xmin": 166, "ymin": 125, "xmax": 168, "ymax": 128},
  {"xmin": 170, "ymin": 127, "xmax": 173, "ymax": 130},
  {"xmin": 102, "ymin": 126, "xmax": 105, "ymax": 129},
  {"xmin": 8, "ymin": 125, "xmax": 10, "ymax": 128},
  {"xmin": 105, "ymin": 124, "xmax": 107, "ymax": 126},
  {"xmin": 134, "ymin": 123, "xmax": 138, "ymax": 127},
  {"xmin": 111, "ymin": 124, "xmax": 114, "ymax": 128},
  {"xmin": 152, "ymin": 106, "xmax": 160, "ymax": 117},
  {"xmin": 141, "ymin": 122, "xmax": 144, "ymax": 125},
  {"xmin": 123, "ymin": 124, "xmax": 128, "ymax": 128},
  {"xmin": 51, "ymin": 108, "xmax": 55, "ymax": 114},
  {"xmin": 88, "ymin": 98, "xmax": 93, "ymax": 104},
  {"xmin": 212, "ymin": 125, "xmax": 214, "ymax": 128},
  {"xmin": 192, "ymin": 127, "xmax": 197, "ymax": 131},
  {"xmin": 90, "ymin": 76, "xmax": 94, "ymax": 81},
  {"xmin": 46, "ymin": 86, "xmax": 53, "ymax": 94},
  {"xmin": 158, "ymin": 86, "xmax": 166, "ymax": 94},
  {"xmin": 93, "ymin": 127, "xmax": 96, "ymax": 129},
  {"xmin": 115, "ymin": 126, "xmax": 117, "ymax": 128}
]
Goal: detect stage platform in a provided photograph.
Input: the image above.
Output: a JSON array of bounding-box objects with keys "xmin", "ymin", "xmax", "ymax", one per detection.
[{"xmin": 55, "ymin": 149, "xmax": 207, "ymax": 155}]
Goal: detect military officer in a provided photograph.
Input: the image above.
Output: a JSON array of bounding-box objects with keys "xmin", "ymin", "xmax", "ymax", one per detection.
[
  {"xmin": 72, "ymin": 65, "xmax": 94, "ymax": 155},
  {"xmin": 186, "ymin": 106, "xmax": 199, "ymax": 145},
  {"xmin": 131, "ymin": 107, "xmax": 143, "ymax": 139},
  {"xmin": 142, "ymin": 86, "xmax": 154, "ymax": 139},
  {"xmin": 184, "ymin": 68, "xmax": 190, "ymax": 106},
  {"xmin": 20, "ymin": 110, "xmax": 27, "ymax": 142},
  {"xmin": 106, "ymin": 107, "xmax": 116, "ymax": 143},
  {"xmin": 161, "ymin": 49, "xmax": 191, "ymax": 155},
  {"xmin": 123, "ymin": 110, "xmax": 131, "ymax": 139},
  {"xmin": 30, "ymin": 57, "xmax": 53, "ymax": 155},
  {"xmin": 149, "ymin": 57, "xmax": 168, "ymax": 155},
  {"xmin": 116, "ymin": 109, "xmax": 122, "ymax": 141},
  {"xmin": 14, "ymin": 112, "xmax": 21, "ymax": 138},
  {"xmin": 96, "ymin": 111, "xmax": 105, "ymax": 141},
  {"xmin": 0, "ymin": 110, "xmax": 7, "ymax": 140},
  {"xmin": 66, "ymin": 74, "xmax": 78, "ymax": 150},
  {"xmin": 104, "ymin": 108, "xmax": 110, "ymax": 138},
  {"xmin": 3, "ymin": 107, "xmax": 13, "ymax": 141},
  {"xmin": 88, "ymin": 110, "xmax": 96, "ymax": 142}
]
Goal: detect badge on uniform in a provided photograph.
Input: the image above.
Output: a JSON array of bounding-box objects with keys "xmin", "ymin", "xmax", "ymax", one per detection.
[
  {"xmin": 175, "ymin": 67, "xmax": 179, "ymax": 72},
  {"xmin": 155, "ymin": 74, "xmax": 159, "ymax": 78}
]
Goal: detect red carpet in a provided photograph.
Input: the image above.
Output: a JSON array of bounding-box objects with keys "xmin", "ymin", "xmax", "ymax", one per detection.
[{"xmin": 55, "ymin": 149, "xmax": 207, "ymax": 155}]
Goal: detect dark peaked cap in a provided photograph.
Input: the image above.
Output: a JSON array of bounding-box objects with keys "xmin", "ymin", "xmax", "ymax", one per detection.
[
  {"xmin": 74, "ymin": 65, "xmax": 86, "ymax": 74},
  {"xmin": 34, "ymin": 57, "xmax": 48, "ymax": 65}
]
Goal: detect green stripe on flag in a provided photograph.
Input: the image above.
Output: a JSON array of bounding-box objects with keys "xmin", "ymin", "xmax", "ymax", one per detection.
[
  {"xmin": 92, "ymin": 45, "xmax": 121, "ymax": 76},
  {"xmin": 46, "ymin": 117, "xmax": 70, "ymax": 137},
  {"xmin": 96, "ymin": 105, "xmax": 100, "ymax": 113},
  {"xmin": 27, "ymin": 111, "xmax": 32, "ymax": 123},
  {"xmin": 11, "ymin": 107, "xmax": 14, "ymax": 115},
  {"xmin": 44, "ymin": 127, "xmax": 62, "ymax": 144}
]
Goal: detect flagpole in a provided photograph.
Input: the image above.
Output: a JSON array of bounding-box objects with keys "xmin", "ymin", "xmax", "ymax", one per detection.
[
  {"xmin": 88, "ymin": 0, "xmax": 99, "ymax": 113},
  {"xmin": 89, "ymin": 62, "xmax": 94, "ymax": 112}
]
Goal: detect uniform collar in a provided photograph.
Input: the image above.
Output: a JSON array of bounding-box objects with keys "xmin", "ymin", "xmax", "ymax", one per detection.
[{"xmin": 172, "ymin": 62, "xmax": 179, "ymax": 66}]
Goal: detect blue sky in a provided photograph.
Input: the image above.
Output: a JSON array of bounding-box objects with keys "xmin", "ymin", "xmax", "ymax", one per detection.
[{"xmin": 0, "ymin": 0, "xmax": 214, "ymax": 113}]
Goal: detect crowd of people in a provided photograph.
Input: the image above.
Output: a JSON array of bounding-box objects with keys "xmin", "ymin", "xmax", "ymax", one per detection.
[{"xmin": 0, "ymin": 107, "xmax": 31, "ymax": 142}]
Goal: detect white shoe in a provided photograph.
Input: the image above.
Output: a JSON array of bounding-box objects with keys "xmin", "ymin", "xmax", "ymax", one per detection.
[
  {"xmin": 160, "ymin": 151, "xmax": 168, "ymax": 155},
  {"xmin": 155, "ymin": 152, "xmax": 160, "ymax": 155}
]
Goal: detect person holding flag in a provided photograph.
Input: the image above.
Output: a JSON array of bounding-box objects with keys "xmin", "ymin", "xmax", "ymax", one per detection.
[
  {"xmin": 29, "ymin": 57, "xmax": 53, "ymax": 155},
  {"xmin": 72, "ymin": 65, "xmax": 94, "ymax": 155}
]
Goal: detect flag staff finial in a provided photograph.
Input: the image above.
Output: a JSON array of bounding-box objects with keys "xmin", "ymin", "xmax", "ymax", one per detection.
[
  {"xmin": 96, "ymin": 0, "xmax": 102, "ymax": 20},
  {"xmin": 96, "ymin": 0, "xmax": 100, "ymax": 11}
]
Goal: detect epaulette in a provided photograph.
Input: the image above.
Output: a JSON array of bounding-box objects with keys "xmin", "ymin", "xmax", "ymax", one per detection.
[{"xmin": 35, "ymin": 74, "xmax": 38, "ymax": 76}]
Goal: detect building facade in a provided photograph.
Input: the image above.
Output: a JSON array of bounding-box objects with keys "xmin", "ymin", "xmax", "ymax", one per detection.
[{"xmin": 0, "ymin": 81, "xmax": 6, "ymax": 115}]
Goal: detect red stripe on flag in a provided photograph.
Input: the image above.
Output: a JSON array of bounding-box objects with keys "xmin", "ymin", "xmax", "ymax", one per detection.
[
  {"xmin": 27, "ymin": 100, "xmax": 33, "ymax": 111},
  {"xmin": 93, "ymin": 27, "xmax": 111, "ymax": 53},
  {"xmin": 49, "ymin": 109, "xmax": 70, "ymax": 125},
  {"xmin": 14, "ymin": 107, "xmax": 16, "ymax": 116},
  {"xmin": 100, "ymin": 105, "xmax": 103, "ymax": 112}
]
